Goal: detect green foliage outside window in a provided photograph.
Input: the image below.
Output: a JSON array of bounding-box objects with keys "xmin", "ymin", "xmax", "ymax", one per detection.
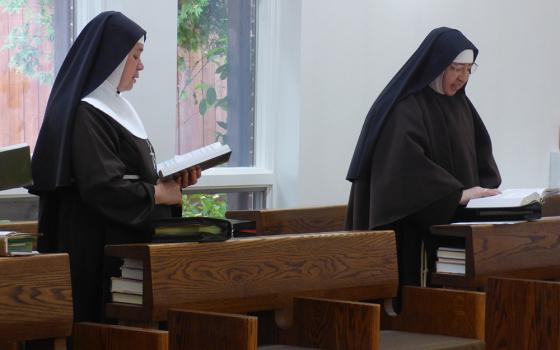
[
  {"xmin": 177, "ymin": 0, "xmax": 229, "ymax": 143},
  {"xmin": 182, "ymin": 193, "xmax": 227, "ymax": 218},
  {"xmin": 0, "ymin": 0, "xmax": 54, "ymax": 84}
]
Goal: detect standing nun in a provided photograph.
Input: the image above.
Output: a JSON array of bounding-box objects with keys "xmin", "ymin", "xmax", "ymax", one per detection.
[
  {"xmin": 30, "ymin": 11, "xmax": 200, "ymax": 322},
  {"xmin": 345, "ymin": 27, "xmax": 501, "ymax": 287}
]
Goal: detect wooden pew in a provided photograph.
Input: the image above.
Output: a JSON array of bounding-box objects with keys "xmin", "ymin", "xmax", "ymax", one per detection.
[
  {"xmin": 104, "ymin": 231, "xmax": 485, "ymax": 349},
  {"xmin": 429, "ymin": 217, "xmax": 560, "ymax": 289},
  {"xmin": 225, "ymin": 205, "xmax": 347, "ymax": 235},
  {"xmin": 73, "ymin": 323, "xmax": 168, "ymax": 350},
  {"xmin": 485, "ymin": 277, "xmax": 560, "ymax": 350},
  {"xmin": 0, "ymin": 254, "xmax": 72, "ymax": 350}
]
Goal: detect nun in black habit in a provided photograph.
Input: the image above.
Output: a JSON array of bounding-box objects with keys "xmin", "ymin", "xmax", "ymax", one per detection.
[
  {"xmin": 345, "ymin": 27, "xmax": 501, "ymax": 286},
  {"xmin": 30, "ymin": 11, "xmax": 200, "ymax": 322}
]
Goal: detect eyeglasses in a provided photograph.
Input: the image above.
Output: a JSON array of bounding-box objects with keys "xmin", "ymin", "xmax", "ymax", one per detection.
[{"xmin": 447, "ymin": 62, "xmax": 478, "ymax": 75}]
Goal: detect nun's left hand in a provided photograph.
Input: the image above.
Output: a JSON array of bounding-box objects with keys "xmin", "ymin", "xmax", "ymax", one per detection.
[{"xmin": 175, "ymin": 166, "xmax": 202, "ymax": 188}]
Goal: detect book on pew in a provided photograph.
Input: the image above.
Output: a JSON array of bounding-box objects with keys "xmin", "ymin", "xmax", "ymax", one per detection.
[
  {"xmin": 111, "ymin": 258, "xmax": 144, "ymax": 304},
  {"xmin": 0, "ymin": 143, "xmax": 32, "ymax": 191},
  {"xmin": 435, "ymin": 261, "xmax": 465, "ymax": 275},
  {"xmin": 467, "ymin": 188, "xmax": 547, "ymax": 208},
  {"xmin": 120, "ymin": 266, "xmax": 143, "ymax": 280},
  {"xmin": 454, "ymin": 188, "xmax": 559, "ymax": 222},
  {"xmin": 110, "ymin": 277, "xmax": 143, "ymax": 295},
  {"xmin": 122, "ymin": 257, "xmax": 143, "ymax": 270},
  {"xmin": 156, "ymin": 142, "xmax": 231, "ymax": 178},
  {"xmin": 111, "ymin": 292, "xmax": 143, "ymax": 305},
  {"xmin": 0, "ymin": 231, "xmax": 38, "ymax": 256},
  {"xmin": 151, "ymin": 217, "xmax": 232, "ymax": 243},
  {"xmin": 436, "ymin": 247, "xmax": 466, "ymax": 260},
  {"xmin": 435, "ymin": 247, "xmax": 465, "ymax": 275}
]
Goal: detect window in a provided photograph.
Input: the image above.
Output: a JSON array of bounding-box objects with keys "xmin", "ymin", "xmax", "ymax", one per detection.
[
  {"xmin": 177, "ymin": 0, "xmax": 262, "ymax": 214},
  {"xmin": 177, "ymin": 0, "xmax": 256, "ymax": 167},
  {"xmin": 0, "ymin": 0, "xmax": 73, "ymax": 150}
]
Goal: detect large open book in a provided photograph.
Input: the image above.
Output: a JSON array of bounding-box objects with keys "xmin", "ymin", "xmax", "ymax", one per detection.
[
  {"xmin": 455, "ymin": 188, "xmax": 554, "ymax": 223},
  {"xmin": 0, "ymin": 143, "xmax": 32, "ymax": 190},
  {"xmin": 467, "ymin": 188, "xmax": 546, "ymax": 208},
  {"xmin": 156, "ymin": 142, "xmax": 231, "ymax": 178}
]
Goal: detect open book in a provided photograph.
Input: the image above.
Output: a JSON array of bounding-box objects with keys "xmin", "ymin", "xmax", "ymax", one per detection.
[
  {"xmin": 466, "ymin": 188, "xmax": 546, "ymax": 209},
  {"xmin": 156, "ymin": 142, "xmax": 231, "ymax": 178}
]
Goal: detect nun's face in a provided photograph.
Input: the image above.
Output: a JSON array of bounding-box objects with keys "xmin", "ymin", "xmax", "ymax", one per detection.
[
  {"xmin": 118, "ymin": 42, "xmax": 144, "ymax": 92},
  {"xmin": 442, "ymin": 63, "xmax": 472, "ymax": 96}
]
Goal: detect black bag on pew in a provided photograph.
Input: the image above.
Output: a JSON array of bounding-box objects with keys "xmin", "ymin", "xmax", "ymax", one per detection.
[{"xmin": 151, "ymin": 217, "xmax": 232, "ymax": 243}]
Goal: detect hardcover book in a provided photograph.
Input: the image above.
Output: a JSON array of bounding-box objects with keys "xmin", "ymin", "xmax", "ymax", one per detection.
[
  {"xmin": 156, "ymin": 142, "xmax": 231, "ymax": 178},
  {"xmin": 0, "ymin": 143, "xmax": 32, "ymax": 191}
]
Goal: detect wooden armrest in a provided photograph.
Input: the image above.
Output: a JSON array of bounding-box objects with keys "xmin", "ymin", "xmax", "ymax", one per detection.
[
  {"xmin": 73, "ymin": 322, "xmax": 168, "ymax": 350},
  {"xmin": 485, "ymin": 277, "xmax": 560, "ymax": 349},
  {"xmin": 288, "ymin": 297, "xmax": 379, "ymax": 350},
  {"xmin": 381, "ymin": 286, "xmax": 485, "ymax": 340},
  {"xmin": 168, "ymin": 309, "xmax": 257, "ymax": 350}
]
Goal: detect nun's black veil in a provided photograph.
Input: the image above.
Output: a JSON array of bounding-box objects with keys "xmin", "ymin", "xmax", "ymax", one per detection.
[
  {"xmin": 347, "ymin": 27, "xmax": 483, "ymax": 181},
  {"xmin": 30, "ymin": 11, "xmax": 146, "ymax": 193}
]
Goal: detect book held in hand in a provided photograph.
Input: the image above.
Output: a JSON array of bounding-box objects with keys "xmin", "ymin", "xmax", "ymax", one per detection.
[{"xmin": 156, "ymin": 142, "xmax": 231, "ymax": 178}]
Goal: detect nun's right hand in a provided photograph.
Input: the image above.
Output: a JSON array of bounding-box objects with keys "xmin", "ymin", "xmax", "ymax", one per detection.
[
  {"xmin": 460, "ymin": 186, "xmax": 501, "ymax": 206},
  {"xmin": 154, "ymin": 178, "xmax": 182, "ymax": 205}
]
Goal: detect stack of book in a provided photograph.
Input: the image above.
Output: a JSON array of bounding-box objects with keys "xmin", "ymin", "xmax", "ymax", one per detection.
[
  {"xmin": 111, "ymin": 258, "xmax": 143, "ymax": 305},
  {"xmin": 435, "ymin": 247, "xmax": 465, "ymax": 275},
  {"xmin": 0, "ymin": 231, "xmax": 38, "ymax": 256}
]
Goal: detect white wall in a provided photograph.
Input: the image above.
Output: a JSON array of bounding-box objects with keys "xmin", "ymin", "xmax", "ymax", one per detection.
[
  {"xmin": 272, "ymin": 0, "xmax": 560, "ymax": 208},
  {"xmin": 74, "ymin": 0, "xmax": 560, "ymax": 209},
  {"xmin": 79, "ymin": 0, "xmax": 178, "ymax": 162}
]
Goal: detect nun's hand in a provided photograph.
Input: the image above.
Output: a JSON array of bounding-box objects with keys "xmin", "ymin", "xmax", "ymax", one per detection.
[
  {"xmin": 460, "ymin": 186, "xmax": 501, "ymax": 205},
  {"xmin": 175, "ymin": 166, "xmax": 202, "ymax": 188},
  {"xmin": 154, "ymin": 178, "xmax": 182, "ymax": 205}
]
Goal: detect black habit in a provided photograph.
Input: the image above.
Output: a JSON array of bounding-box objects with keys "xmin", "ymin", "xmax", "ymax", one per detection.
[
  {"xmin": 29, "ymin": 12, "xmax": 173, "ymax": 322},
  {"xmin": 345, "ymin": 28, "xmax": 501, "ymax": 286}
]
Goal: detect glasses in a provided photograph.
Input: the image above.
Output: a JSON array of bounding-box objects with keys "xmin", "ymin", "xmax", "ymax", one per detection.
[{"xmin": 447, "ymin": 62, "xmax": 478, "ymax": 75}]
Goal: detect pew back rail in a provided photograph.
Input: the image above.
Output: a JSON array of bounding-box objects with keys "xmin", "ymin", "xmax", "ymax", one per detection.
[{"xmin": 105, "ymin": 231, "xmax": 398, "ymax": 323}]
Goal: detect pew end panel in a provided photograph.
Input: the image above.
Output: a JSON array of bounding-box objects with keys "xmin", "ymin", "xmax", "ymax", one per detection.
[
  {"xmin": 485, "ymin": 277, "xmax": 560, "ymax": 350},
  {"xmin": 73, "ymin": 322, "xmax": 168, "ymax": 350},
  {"xmin": 0, "ymin": 254, "xmax": 73, "ymax": 344},
  {"xmin": 225, "ymin": 205, "xmax": 347, "ymax": 235},
  {"xmin": 381, "ymin": 286, "xmax": 485, "ymax": 340}
]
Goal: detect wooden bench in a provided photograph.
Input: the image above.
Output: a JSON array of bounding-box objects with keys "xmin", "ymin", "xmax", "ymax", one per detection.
[
  {"xmin": 104, "ymin": 231, "xmax": 485, "ymax": 349},
  {"xmin": 0, "ymin": 254, "xmax": 72, "ymax": 350},
  {"xmin": 225, "ymin": 205, "xmax": 347, "ymax": 235},
  {"xmin": 485, "ymin": 276, "xmax": 560, "ymax": 350}
]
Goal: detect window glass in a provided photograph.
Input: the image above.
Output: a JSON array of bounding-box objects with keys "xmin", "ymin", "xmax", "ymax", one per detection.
[
  {"xmin": 177, "ymin": 0, "xmax": 256, "ymax": 167},
  {"xmin": 182, "ymin": 188, "xmax": 266, "ymax": 218},
  {"xmin": 0, "ymin": 0, "xmax": 72, "ymax": 149}
]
